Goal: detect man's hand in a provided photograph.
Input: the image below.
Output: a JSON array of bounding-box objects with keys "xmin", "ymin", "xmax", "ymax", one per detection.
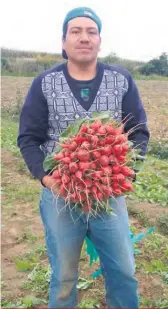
[{"xmin": 42, "ymin": 175, "xmax": 59, "ymax": 194}]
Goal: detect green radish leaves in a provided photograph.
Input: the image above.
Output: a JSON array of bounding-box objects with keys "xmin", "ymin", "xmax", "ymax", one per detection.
[
  {"xmin": 60, "ymin": 119, "xmax": 85, "ymax": 140},
  {"xmin": 77, "ymin": 277, "xmax": 93, "ymax": 290},
  {"xmin": 60, "ymin": 111, "xmax": 113, "ymax": 141},
  {"xmin": 43, "ymin": 153, "xmax": 56, "ymax": 172}
]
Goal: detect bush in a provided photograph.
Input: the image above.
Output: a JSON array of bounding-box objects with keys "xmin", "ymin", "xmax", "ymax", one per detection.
[
  {"xmin": 140, "ymin": 53, "xmax": 168, "ymax": 76},
  {"xmin": 157, "ymin": 214, "xmax": 168, "ymax": 235},
  {"xmin": 148, "ymin": 140, "xmax": 168, "ymax": 160}
]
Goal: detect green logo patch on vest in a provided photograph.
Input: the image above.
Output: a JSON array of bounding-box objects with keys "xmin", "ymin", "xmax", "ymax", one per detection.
[{"xmin": 80, "ymin": 88, "xmax": 90, "ymax": 101}]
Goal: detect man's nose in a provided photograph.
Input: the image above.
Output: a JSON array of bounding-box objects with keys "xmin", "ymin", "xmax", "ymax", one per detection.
[{"xmin": 79, "ymin": 31, "xmax": 90, "ymax": 42}]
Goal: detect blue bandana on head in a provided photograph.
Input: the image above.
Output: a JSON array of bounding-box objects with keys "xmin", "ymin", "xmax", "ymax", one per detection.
[{"xmin": 62, "ymin": 7, "xmax": 102, "ymax": 59}]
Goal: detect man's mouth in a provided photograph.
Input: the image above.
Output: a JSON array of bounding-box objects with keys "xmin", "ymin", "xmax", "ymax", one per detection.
[{"xmin": 76, "ymin": 47, "xmax": 92, "ymax": 50}]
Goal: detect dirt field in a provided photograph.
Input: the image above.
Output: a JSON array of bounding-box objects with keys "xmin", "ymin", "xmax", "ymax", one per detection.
[{"xmin": 1, "ymin": 76, "xmax": 168, "ymax": 308}]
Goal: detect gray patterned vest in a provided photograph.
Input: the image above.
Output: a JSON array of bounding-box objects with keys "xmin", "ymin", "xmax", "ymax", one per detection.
[{"xmin": 41, "ymin": 68, "xmax": 128, "ymax": 156}]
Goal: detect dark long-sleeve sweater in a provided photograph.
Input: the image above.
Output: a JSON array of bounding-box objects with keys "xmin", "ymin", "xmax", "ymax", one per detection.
[{"xmin": 17, "ymin": 62, "xmax": 150, "ymax": 182}]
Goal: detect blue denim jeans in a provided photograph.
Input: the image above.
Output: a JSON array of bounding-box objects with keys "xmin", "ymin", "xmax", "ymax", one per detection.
[{"xmin": 39, "ymin": 188, "xmax": 139, "ymax": 308}]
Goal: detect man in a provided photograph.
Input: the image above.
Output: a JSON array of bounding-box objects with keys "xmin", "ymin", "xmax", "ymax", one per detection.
[{"xmin": 17, "ymin": 7, "xmax": 150, "ymax": 308}]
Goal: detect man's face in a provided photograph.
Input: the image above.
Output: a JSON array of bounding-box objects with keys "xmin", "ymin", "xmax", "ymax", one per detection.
[{"xmin": 62, "ymin": 17, "xmax": 101, "ymax": 64}]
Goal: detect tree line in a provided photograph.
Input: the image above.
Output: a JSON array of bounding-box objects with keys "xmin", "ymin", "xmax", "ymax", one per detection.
[{"xmin": 1, "ymin": 48, "xmax": 168, "ymax": 77}]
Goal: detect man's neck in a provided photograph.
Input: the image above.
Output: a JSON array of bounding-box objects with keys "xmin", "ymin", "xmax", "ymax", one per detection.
[{"xmin": 67, "ymin": 60, "xmax": 98, "ymax": 81}]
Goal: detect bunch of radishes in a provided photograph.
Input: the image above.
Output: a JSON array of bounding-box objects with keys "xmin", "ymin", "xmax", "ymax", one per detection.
[{"xmin": 48, "ymin": 117, "xmax": 135, "ymax": 213}]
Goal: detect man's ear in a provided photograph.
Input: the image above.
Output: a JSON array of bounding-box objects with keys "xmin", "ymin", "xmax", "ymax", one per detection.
[
  {"xmin": 62, "ymin": 36, "xmax": 66, "ymax": 50},
  {"xmin": 99, "ymin": 36, "xmax": 102, "ymax": 52}
]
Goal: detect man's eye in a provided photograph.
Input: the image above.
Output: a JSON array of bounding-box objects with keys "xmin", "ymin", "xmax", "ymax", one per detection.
[
  {"xmin": 72, "ymin": 30, "xmax": 79, "ymax": 34},
  {"xmin": 89, "ymin": 31, "xmax": 97, "ymax": 35}
]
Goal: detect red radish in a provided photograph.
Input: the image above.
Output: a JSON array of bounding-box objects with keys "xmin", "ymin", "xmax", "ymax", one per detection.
[
  {"xmin": 115, "ymin": 134, "xmax": 127, "ymax": 143},
  {"xmin": 121, "ymin": 181, "xmax": 133, "ymax": 191},
  {"xmin": 77, "ymin": 183, "xmax": 85, "ymax": 190},
  {"xmin": 91, "ymin": 171, "xmax": 103, "ymax": 179},
  {"xmin": 106, "ymin": 187, "xmax": 113, "ymax": 195},
  {"xmin": 79, "ymin": 162, "xmax": 90, "ymax": 171},
  {"xmin": 64, "ymin": 151, "xmax": 71, "ymax": 157},
  {"xmin": 101, "ymin": 145, "xmax": 112, "ymax": 156},
  {"xmin": 69, "ymin": 141, "xmax": 78, "ymax": 151},
  {"xmin": 113, "ymin": 144, "xmax": 122, "ymax": 155},
  {"xmin": 98, "ymin": 127, "xmax": 106, "ymax": 135},
  {"xmin": 62, "ymin": 175, "xmax": 70, "ymax": 184},
  {"xmin": 52, "ymin": 170, "xmax": 61, "ymax": 179},
  {"xmin": 90, "ymin": 120, "xmax": 102, "ymax": 130},
  {"xmin": 92, "ymin": 186, "xmax": 98, "ymax": 194},
  {"xmin": 75, "ymin": 170, "xmax": 83, "ymax": 179},
  {"xmin": 60, "ymin": 157, "xmax": 71, "ymax": 164},
  {"xmin": 59, "ymin": 185, "xmax": 67, "ymax": 196},
  {"xmin": 77, "ymin": 192, "xmax": 86, "ymax": 202},
  {"xmin": 112, "ymin": 164, "xmax": 121, "ymax": 174},
  {"xmin": 87, "ymin": 128, "xmax": 95, "ymax": 135},
  {"xmin": 112, "ymin": 174, "xmax": 125, "ymax": 182},
  {"xmin": 60, "ymin": 143, "xmax": 70, "ymax": 149},
  {"xmin": 115, "ymin": 125, "xmax": 124, "ymax": 134},
  {"xmin": 90, "ymin": 162, "xmax": 97, "ymax": 170},
  {"xmin": 90, "ymin": 136, "xmax": 99, "ymax": 145},
  {"xmin": 97, "ymin": 191, "xmax": 104, "ymax": 200},
  {"xmin": 101, "ymin": 166, "xmax": 112, "ymax": 175},
  {"xmin": 69, "ymin": 162, "xmax": 78, "ymax": 173},
  {"xmin": 77, "ymin": 149, "xmax": 90, "ymax": 162},
  {"xmin": 75, "ymin": 136, "xmax": 86, "ymax": 144},
  {"xmin": 70, "ymin": 192, "xmax": 78, "ymax": 200},
  {"xmin": 101, "ymin": 177, "xmax": 110, "ymax": 185},
  {"xmin": 113, "ymin": 188, "xmax": 122, "ymax": 195},
  {"xmin": 122, "ymin": 144, "xmax": 129, "ymax": 152},
  {"xmin": 121, "ymin": 166, "xmax": 134, "ymax": 177},
  {"xmin": 105, "ymin": 136, "xmax": 115, "ymax": 144},
  {"xmin": 99, "ymin": 155, "xmax": 109, "ymax": 167},
  {"xmin": 53, "ymin": 152, "xmax": 65, "ymax": 160},
  {"xmin": 49, "ymin": 116, "xmax": 135, "ymax": 211},
  {"xmin": 99, "ymin": 140, "xmax": 106, "ymax": 146},
  {"xmin": 92, "ymin": 151, "xmax": 101, "ymax": 159},
  {"xmin": 84, "ymin": 178, "xmax": 92, "ymax": 187},
  {"xmin": 70, "ymin": 152, "xmax": 78, "ymax": 161},
  {"xmin": 105, "ymin": 124, "xmax": 115, "ymax": 134},
  {"xmin": 81, "ymin": 141, "xmax": 91, "ymax": 149},
  {"xmin": 112, "ymin": 182, "xmax": 119, "ymax": 189},
  {"xmin": 116, "ymin": 155, "xmax": 126, "ymax": 162},
  {"xmin": 109, "ymin": 154, "xmax": 117, "ymax": 163},
  {"xmin": 80, "ymin": 125, "xmax": 88, "ymax": 133},
  {"xmin": 55, "ymin": 178, "xmax": 62, "ymax": 185}
]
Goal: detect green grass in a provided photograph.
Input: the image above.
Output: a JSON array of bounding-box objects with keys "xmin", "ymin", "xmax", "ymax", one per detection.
[
  {"xmin": 2, "ymin": 70, "xmax": 168, "ymax": 80},
  {"xmin": 1, "ymin": 296, "xmax": 47, "ymax": 308},
  {"xmin": 157, "ymin": 214, "xmax": 168, "ymax": 235},
  {"xmin": 2, "ymin": 182, "xmax": 40, "ymax": 204},
  {"xmin": 129, "ymin": 156, "xmax": 168, "ymax": 207},
  {"xmin": 79, "ymin": 298, "xmax": 100, "ymax": 308},
  {"xmin": 1, "ymin": 116, "xmax": 20, "ymax": 157},
  {"xmin": 17, "ymin": 231, "xmax": 39, "ymax": 245},
  {"xmin": 140, "ymin": 297, "xmax": 168, "ymax": 308},
  {"xmin": 22, "ymin": 264, "xmax": 50, "ymax": 295},
  {"xmin": 133, "ymin": 73, "xmax": 168, "ymax": 80},
  {"xmin": 1, "ymin": 71, "xmax": 37, "ymax": 77},
  {"xmin": 148, "ymin": 139, "xmax": 168, "ymax": 160},
  {"xmin": 135, "ymin": 232, "xmax": 168, "ymax": 275}
]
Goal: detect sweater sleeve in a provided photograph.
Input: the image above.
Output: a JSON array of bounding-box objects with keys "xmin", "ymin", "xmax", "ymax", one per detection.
[
  {"xmin": 17, "ymin": 75, "xmax": 49, "ymax": 181},
  {"xmin": 122, "ymin": 73, "xmax": 150, "ymax": 156}
]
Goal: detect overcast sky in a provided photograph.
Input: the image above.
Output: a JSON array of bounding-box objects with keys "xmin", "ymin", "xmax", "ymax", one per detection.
[{"xmin": 1, "ymin": 0, "xmax": 167, "ymax": 61}]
